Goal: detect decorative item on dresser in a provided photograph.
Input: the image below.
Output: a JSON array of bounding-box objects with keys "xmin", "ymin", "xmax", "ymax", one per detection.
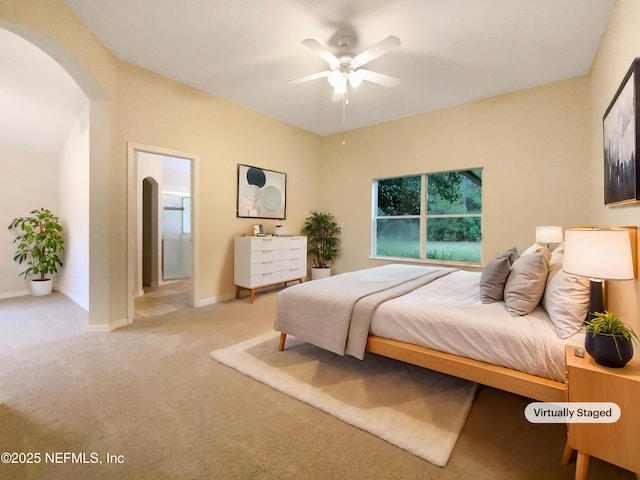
[
  {"xmin": 563, "ymin": 345, "xmax": 640, "ymax": 480},
  {"xmin": 234, "ymin": 235, "xmax": 306, "ymax": 303}
]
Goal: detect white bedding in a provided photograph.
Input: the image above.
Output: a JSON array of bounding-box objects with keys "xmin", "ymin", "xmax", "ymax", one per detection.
[{"xmin": 369, "ymin": 270, "xmax": 584, "ymax": 382}]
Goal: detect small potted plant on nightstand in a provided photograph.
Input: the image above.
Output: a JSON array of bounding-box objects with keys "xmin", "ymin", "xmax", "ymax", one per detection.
[
  {"xmin": 301, "ymin": 211, "xmax": 341, "ymax": 280},
  {"xmin": 585, "ymin": 311, "xmax": 637, "ymax": 368},
  {"xmin": 7, "ymin": 208, "xmax": 64, "ymax": 296}
]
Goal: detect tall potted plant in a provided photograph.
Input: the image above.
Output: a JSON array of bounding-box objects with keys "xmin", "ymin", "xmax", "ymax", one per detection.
[
  {"xmin": 7, "ymin": 208, "xmax": 64, "ymax": 296},
  {"xmin": 301, "ymin": 211, "xmax": 341, "ymax": 280}
]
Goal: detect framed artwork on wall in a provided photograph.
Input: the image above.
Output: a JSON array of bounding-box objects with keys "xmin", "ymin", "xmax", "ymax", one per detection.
[
  {"xmin": 603, "ymin": 58, "xmax": 640, "ymax": 206},
  {"xmin": 237, "ymin": 164, "xmax": 287, "ymax": 219}
]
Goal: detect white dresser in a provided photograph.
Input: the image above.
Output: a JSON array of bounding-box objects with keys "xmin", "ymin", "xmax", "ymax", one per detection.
[{"xmin": 234, "ymin": 235, "xmax": 307, "ymax": 303}]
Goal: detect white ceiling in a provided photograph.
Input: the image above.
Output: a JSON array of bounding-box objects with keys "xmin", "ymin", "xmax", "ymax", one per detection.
[
  {"xmin": 58, "ymin": 0, "xmax": 615, "ymax": 136},
  {"xmin": 2, "ymin": 0, "xmax": 617, "ymax": 154}
]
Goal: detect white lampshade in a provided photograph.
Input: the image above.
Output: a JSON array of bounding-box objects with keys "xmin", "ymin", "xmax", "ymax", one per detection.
[
  {"xmin": 562, "ymin": 229, "xmax": 634, "ymax": 280},
  {"xmin": 535, "ymin": 226, "xmax": 563, "ymax": 244}
]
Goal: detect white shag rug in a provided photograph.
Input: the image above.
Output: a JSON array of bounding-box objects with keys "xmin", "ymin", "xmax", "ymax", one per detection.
[{"xmin": 211, "ymin": 332, "xmax": 478, "ymax": 467}]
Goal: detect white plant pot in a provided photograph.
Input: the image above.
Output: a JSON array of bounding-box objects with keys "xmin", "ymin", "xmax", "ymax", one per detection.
[
  {"xmin": 30, "ymin": 279, "xmax": 52, "ymax": 296},
  {"xmin": 311, "ymin": 267, "xmax": 331, "ymax": 280}
]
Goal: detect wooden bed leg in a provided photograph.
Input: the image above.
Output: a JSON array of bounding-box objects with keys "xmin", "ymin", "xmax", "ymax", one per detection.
[{"xmin": 278, "ymin": 333, "xmax": 287, "ymax": 351}]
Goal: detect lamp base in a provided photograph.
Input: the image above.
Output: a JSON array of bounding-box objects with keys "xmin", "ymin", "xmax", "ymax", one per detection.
[{"xmin": 586, "ymin": 278, "xmax": 604, "ymax": 323}]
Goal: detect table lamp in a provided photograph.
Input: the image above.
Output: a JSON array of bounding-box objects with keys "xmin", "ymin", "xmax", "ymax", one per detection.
[
  {"xmin": 535, "ymin": 226, "xmax": 563, "ymax": 248},
  {"xmin": 562, "ymin": 228, "xmax": 634, "ymax": 322}
]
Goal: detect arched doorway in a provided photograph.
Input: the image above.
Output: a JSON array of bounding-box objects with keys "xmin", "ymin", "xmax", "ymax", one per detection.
[{"xmin": 142, "ymin": 177, "xmax": 160, "ymax": 288}]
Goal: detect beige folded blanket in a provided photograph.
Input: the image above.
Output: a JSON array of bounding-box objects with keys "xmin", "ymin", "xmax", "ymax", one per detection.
[{"xmin": 274, "ymin": 264, "xmax": 455, "ymax": 359}]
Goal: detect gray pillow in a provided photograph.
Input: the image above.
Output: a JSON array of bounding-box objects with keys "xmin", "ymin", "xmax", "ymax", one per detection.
[
  {"xmin": 479, "ymin": 247, "xmax": 518, "ymax": 304},
  {"xmin": 503, "ymin": 252, "xmax": 550, "ymax": 316}
]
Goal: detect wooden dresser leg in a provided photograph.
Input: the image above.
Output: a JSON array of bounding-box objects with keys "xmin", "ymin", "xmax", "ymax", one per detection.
[
  {"xmin": 250, "ymin": 289, "xmax": 255, "ymax": 304},
  {"xmin": 278, "ymin": 333, "xmax": 287, "ymax": 351},
  {"xmin": 235, "ymin": 285, "xmax": 240, "ymax": 299},
  {"xmin": 575, "ymin": 452, "xmax": 589, "ymax": 480}
]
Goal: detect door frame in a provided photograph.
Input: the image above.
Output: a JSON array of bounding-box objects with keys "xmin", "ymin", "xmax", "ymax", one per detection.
[{"xmin": 126, "ymin": 142, "xmax": 199, "ymax": 323}]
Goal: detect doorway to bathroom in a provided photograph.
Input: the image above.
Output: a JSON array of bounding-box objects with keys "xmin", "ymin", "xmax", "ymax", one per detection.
[{"xmin": 127, "ymin": 144, "xmax": 197, "ymax": 322}]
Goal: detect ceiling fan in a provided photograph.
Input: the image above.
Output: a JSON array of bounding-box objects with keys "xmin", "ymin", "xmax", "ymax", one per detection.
[{"xmin": 286, "ymin": 34, "xmax": 401, "ymax": 101}]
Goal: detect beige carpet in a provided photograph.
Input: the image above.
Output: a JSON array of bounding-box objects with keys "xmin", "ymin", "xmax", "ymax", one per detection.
[{"xmin": 211, "ymin": 331, "xmax": 479, "ymax": 467}]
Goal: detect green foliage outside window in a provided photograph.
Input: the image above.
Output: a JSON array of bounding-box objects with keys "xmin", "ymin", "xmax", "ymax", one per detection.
[{"xmin": 374, "ymin": 168, "xmax": 482, "ymax": 263}]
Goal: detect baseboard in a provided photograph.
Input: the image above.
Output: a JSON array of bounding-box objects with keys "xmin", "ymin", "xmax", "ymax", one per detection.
[
  {"xmin": 56, "ymin": 287, "xmax": 89, "ymax": 311},
  {"xmin": 197, "ymin": 292, "xmax": 235, "ymax": 307},
  {"xmin": 86, "ymin": 317, "xmax": 130, "ymax": 333},
  {"xmin": 0, "ymin": 290, "xmax": 30, "ymax": 300}
]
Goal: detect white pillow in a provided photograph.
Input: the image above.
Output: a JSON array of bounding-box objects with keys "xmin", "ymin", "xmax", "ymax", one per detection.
[{"xmin": 542, "ymin": 252, "xmax": 589, "ymax": 338}]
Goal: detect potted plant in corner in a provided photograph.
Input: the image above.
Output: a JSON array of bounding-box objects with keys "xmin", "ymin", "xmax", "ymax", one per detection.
[
  {"xmin": 301, "ymin": 211, "xmax": 341, "ymax": 280},
  {"xmin": 585, "ymin": 311, "xmax": 637, "ymax": 368},
  {"xmin": 7, "ymin": 208, "xmax": 64, "ymax": 296}
]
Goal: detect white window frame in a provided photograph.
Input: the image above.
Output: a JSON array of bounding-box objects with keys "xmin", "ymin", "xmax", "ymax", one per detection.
[{"xmin": 371, "ymin": 168, "xmax": 482, "ymax": 266}]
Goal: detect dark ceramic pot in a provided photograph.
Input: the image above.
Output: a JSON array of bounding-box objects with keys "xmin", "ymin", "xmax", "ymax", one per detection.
[{"xmin": 585, "ymin": 333, "xmax": 633, "ymax": 368}]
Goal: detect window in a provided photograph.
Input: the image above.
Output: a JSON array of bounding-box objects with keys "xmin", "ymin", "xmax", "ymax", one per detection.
[{"xmin": 373, "ymin": 168, "xmax": 482, "ymax": 264}]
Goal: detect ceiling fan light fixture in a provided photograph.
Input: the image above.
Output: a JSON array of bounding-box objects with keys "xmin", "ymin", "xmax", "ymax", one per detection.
[
  {"xmin": 348, "ymin": 71, "xmax": 363, "ymax": 88},
  {"xmin": 328, "ymin": 71, "xmax": 347, "ymax": 90},
  {"xmin": 334, "ymin": 80, "xmax": 347, "ymax": 94}
]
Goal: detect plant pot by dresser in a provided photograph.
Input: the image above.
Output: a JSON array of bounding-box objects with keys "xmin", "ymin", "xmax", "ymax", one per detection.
[{"xmin": 310, "ymin": 267, "xmax": 331, "ymax": 280}]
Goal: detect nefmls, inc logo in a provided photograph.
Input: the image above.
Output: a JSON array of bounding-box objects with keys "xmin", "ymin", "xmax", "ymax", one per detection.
[{"xmin": 524, "ymin": 402, "xmax": 621, "ymax": 423}]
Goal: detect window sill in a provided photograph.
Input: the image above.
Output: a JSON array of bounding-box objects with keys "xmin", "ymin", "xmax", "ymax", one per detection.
[{"xmin": 369, "ymin": 255, "xmax": 483, "ymax": 270}]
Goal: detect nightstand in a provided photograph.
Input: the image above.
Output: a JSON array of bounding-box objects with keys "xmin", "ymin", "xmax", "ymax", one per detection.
[{"xmin": 564, "ymin": 345, "xmax": 640, "ymax": 480}]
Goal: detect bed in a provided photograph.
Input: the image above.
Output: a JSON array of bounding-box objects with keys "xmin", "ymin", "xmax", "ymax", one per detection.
[{"xmin": 275, "ymin": 244, "xmax": 591, "ymax": 403}]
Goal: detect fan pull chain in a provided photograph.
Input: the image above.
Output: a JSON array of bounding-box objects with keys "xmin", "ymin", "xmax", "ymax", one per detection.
[{"xmin": 342, "ymin": 89, "xmax": 348, "ymax": 125}]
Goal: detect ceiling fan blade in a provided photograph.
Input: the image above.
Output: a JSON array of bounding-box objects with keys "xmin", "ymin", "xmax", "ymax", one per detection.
[
  {"xmin": 285, "ymin": 70, "xmax": 331, "ymax": 86},
  {"xmin": 353, "ymin": 35, "xmax": 401, "ymax": 67},
  {"xmin": 358, "ymin": 69, "xmax": 401, "ymax": 88},
  {"xmin": 302, "ymin": 39, "xmax": 340, "ymax": 67}
]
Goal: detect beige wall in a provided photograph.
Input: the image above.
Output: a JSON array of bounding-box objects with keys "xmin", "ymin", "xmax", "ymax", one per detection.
[
  {"xmin": 117, "ymin": 62, "xmax": 321, "ymax": 306},
  {"xmin": 319, "ymin": 76, "xmax": 591, "ymax": 275},
  {"xmin": 0, "ymin": 149, "xmax": 59, "ymax": 297},
  {"xmin": 58, "ymin": 101, "xmax": 90, "ymax": 310},
  {"xmin": 588, "ymin": 0, "xmax": 640, "ymax": 336}
]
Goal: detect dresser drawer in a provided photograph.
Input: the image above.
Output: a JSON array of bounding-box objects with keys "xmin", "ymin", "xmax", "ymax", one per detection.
[
  {"xmin": 250, "ymin": 260, "xmax": 281, "ymax": 275},
  {"xmin": 249, "ymin": 270, "xmax": 281, "ymax": 287},
  {"xmin": 250, "ymin": 248, "xmax": 282, "ymax": 263},
  {"xmin": 281, "ymin": 246, "xmax": 306, "ymax": 260},
  {"xmin": 281, "ymin": 236, "xmax": 306, "ymax": 249},
  {"xmin": 281, "ymin": 257, "xmax": 305, "ymax": 269},
  {"xmin": 281, "ymin": 267, "xmax": 306, "ymax": 281},
  {"xmin": 248, "ymin": 237, "xmax": 282, "ymax": 251}
]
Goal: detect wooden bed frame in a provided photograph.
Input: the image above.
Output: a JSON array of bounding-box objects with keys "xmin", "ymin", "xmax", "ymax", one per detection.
[
  {"xmin": 278, "ymin": 332, "xmax": 567, "ymax": 402},
  {"xmin": 277, "ymin": 226, "xmax": 640, "ymax": 403}
]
